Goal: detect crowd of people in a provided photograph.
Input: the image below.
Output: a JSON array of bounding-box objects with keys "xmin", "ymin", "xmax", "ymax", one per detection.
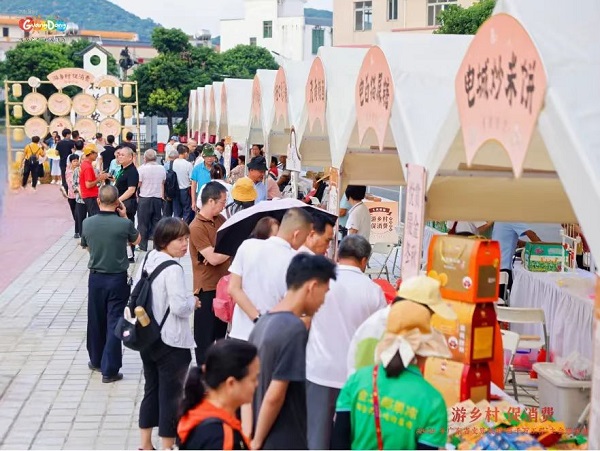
[{"xmin": 22, "ymin": 130, "xmax": 464, "ymax": 450}]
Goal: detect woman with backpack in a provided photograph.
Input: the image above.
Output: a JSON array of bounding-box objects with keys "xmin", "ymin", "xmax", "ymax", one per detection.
[
  {"xmin": 177, "ymin": 339, "xmax": 259, "ymax": 450},
  {"xmin": 135, "ymin": 217, "xmax": 200, "ymax": 451}
]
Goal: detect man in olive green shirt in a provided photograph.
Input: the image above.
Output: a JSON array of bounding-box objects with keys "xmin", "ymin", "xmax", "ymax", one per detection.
[{"xmin": 81, "ymin": 185, "xmax": 140, "ymax": 383}]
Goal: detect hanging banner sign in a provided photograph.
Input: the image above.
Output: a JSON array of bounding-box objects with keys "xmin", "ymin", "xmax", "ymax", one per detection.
[
  {"xmin": 455, "ymin": 13, "xmax": 547, "ymax": 178},
  {"xmin": 48, "ymin": 68, "xmax": 94, "ymax": 90},
  {"xmin": 286, "ymin": 126, "xmax": 302, "ymax": 172},
  {"xmin": 306, "ymin": 57, "xmax": 326, "ymax": 133},
  {"xmin": 401, "ymin": 164, "xmax": 427, "ymax": 280},
  {"xmin": 355, "ymin": 46, "xmax": 394, "ymax": 152},
  {"xmin": 274, "ymin": 67, "xmax": 289, "ymax": 125},
  {"xmin": 224, "ymin": 136, "xmax": 232, "ymax": 175}
]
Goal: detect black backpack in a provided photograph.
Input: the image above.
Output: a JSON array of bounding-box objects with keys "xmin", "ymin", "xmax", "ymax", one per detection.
[
  {"xmin": 114, "ymin": 254, "xmax": 180, "ymax": 352},
  {"xmin": 165, "ymin": 161, "xmax": 179, "ymax": 201}
]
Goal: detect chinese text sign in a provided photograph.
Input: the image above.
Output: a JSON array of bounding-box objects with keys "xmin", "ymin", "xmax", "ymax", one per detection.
[{"xmin": 401, "ymin": 164, "xmax": 427, "ymax": 280}]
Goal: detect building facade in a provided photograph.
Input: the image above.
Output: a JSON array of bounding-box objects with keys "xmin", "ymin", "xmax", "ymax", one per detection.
[
  {"xmin": 333, "ymin": 0, "xmax": 476, "ymax": 46},
  {"xmin": 220, "ymin": 0, "xmax": 333, "ymax": 62}
]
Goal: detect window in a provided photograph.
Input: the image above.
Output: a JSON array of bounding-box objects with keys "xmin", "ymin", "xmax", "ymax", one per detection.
[
  {"xmin": 263, "ymin": 21, "xmax": 273, "ymax": 39},
  {"xmin": 354, "ymin": 1, "xmax": 373, "ymax": 31},
  {"xmin": 2, "ymin": 27, "xmax": 8, "ymax": 37},
  {"xmin": 427, "ymin": 0, "xmax": 457, "ymax": 26},
  {"xmin": 312, "ymin": 28, "xmax": 325, "ymax": 55},
  {"xmin": 387, "ymin": 0, "xmax": 398, "ymax": 21},
  {"xmin": 250, "ymin": 37, "xmax": 257, "ymax": 46}
]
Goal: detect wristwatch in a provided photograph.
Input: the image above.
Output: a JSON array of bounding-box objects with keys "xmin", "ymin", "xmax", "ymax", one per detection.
[{"xmin": 253, "ymin": 313, "xmax": 262, "ymax": 324}]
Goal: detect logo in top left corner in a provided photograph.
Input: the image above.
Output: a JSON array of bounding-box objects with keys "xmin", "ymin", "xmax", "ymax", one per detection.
[{"xmin": 18, "ymin": 16, "xmax": 68, "ymax": 33}]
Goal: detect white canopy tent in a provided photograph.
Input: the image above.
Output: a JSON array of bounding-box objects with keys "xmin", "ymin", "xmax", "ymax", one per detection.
[
  {"xmin": 331, "ymin": 46, "xmax": 404, "ymax": 187},
  {"xmin": 391, "ymin": 0, "xmax": 599, "ymax": 237},
  {"xmin": 298, "ymin": 47, "xmax": 367, "ymax": 169},
  {"xmin": 194, "ymin": 87, "xmax": 205, "ymax": 141},
  {"xmin": 187, "ymin": 90, "xmax": 196, "ymax": 140},
  {"xmin": 208, "ymin": 81, "xmax": 223, "ymax": 141},
  {"xmin": 219, "ymin": 78, "xmax": 253, "ymax": 144},
  {"xmin": 201, "ymin": 84, "xmax": 213, "ymax": 142},
  {"xmin": 248, "ymin": 70, "xmax": 277, "ymax": 152}
]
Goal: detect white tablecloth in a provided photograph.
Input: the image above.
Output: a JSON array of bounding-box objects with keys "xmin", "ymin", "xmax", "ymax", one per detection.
[{"xmin": 510, "ymin": 262, "xmax": 595, "ymax": 360}]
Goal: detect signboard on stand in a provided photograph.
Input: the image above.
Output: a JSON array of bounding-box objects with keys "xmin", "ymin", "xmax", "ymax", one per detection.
[
  {"xmin": 368, "ymin": 201, "xmax": 399, "ymax": 244},
  {"xmin": 455, "ymin": 14, "xmax": 547, "ymax": 178},
  {"xmin": 401, "ymin": 164, "xmax": 427, "ymax": 280},
  {"xmin": 287, "ymin": 127, "xmax": 302, "ymax": 173},
  {"xmin": 327, "ymin": 167, "xmax": 340, "ymax": 259}
]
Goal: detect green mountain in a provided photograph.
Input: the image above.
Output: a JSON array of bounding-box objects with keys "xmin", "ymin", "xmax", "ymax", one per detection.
[
  {"xmin": 305, "ymin": 8, "xmax": 333, "ymax": 20},
  {"xmin": 0, "ymin": 0, "xmax": 161, "ymax": 41}
]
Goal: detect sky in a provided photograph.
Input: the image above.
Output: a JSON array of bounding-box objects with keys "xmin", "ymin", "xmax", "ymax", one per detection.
[{"xmin": 108, "ymin": 0, "xmax": 333, "ymax": 37}]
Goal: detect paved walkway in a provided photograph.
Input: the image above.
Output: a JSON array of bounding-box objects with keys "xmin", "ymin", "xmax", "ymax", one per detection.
[{"xmin": 0, "ymin": 185, "xmax": 397, "ymax": 450}]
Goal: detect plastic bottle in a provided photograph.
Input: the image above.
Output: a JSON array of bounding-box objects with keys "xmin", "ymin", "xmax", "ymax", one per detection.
[{"xmin": 134, "ymin": 306, "xmax": 151, "ymax": 327}]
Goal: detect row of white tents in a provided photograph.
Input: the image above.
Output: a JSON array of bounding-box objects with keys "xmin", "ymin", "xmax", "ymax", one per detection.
[
  {"xmin": 188, "ymin": 0, "xmax": 599, "ymax": 262},
  {"xmin": 189, "ymin": 0, "xmax": 600, "ymax": 441}
]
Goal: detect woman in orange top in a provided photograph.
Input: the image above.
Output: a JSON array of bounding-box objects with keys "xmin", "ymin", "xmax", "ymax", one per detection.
[{"xmin": 177, "ymin": 340, "xmax": 259, "ymax": 450}]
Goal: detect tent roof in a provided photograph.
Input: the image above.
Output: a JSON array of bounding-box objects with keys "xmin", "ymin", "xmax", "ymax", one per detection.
[
  {"xmin": 279, "ymin": 60, "xmax": 312, "ymax": 141},
  {"xmin": 221, "ymin": 78, "xmax": 253, "ymax": 143},
  {"xmin": 494, "ymin": 0, "xmax": 600, "ymax": 258},
  {"xmin": 209, "ymin": 81, "xmax": 223, "ymax": 135},
  {"xmin": 250, "ymin": 69, "xmax": 278, "ymax": 144},
  {"xmin": 317, "ymin": 46, "xmax": 368, "ymax": 169},
  {"xmin": 195, "ymin": 87, "xmax": 205, "ymax": 135}
]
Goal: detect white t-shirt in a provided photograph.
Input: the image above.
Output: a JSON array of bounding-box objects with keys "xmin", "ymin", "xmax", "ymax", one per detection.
[
  {"xmin": 446, "ymin": 221, "xmax": 486, "ymax": 235},
  {"xmin": 172, "ymin": 158, "xmax": 193, "ymax": 189},
  {"xmin": 138, "ymin": 163, "xmax": 166, "ymax": 198},
  {"xmin": 197, "ymin": 179, "xmax": 233, "ymax": 214},
  {"xmin": 228, "ymin": 236, "xmax": 297, "ymax": 340},
  {"xmin": 307, "ymin": 265, "xmax": 387, "ymax": 388},
  {"xmin": 347, "ymin": 201, "xmax": 372, "ymax": 241}
]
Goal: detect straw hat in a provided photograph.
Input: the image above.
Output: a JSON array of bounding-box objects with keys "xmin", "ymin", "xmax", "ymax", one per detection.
[
  {"xmin": 317, "ymin": 167, "xmax": 331, "ymax": 183},
  {"xmin": 375, "ymin": 300, "xmax": 451, "ymax": 370},
  {"xmin": 232, "ymin": 177, "xmax": 257, "ymax": 202},
  {"xmin": 397, "ymin": 275, "xmax": 457, "ymax": 320}
]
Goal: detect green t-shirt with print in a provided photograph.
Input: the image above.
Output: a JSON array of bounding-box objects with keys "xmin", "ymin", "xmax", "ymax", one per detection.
[{"xmin": 336, "ymin": 364, "xmax": 448, "ymax": 450}]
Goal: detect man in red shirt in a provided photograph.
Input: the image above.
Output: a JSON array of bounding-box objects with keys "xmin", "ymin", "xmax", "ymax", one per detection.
[{"xmin": 80, "ymin": 143, "xmax": 110, "ymax": 216}]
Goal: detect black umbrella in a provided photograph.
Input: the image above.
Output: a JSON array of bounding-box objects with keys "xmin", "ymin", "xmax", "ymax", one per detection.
[{"xmin": 214, "ymin": 198, "xmax": 338, "ymax": 256}]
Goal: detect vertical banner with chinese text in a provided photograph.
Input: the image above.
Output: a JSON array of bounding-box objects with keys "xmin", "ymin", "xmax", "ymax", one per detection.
[
  {"xmin": 401, "ymin": 164, "xmax": 427, "ymax": 280},
  {"xmin": 327, "ymin": 167, "xmax": 340, "ymax": 259},
  {"xmin": 224, "ymin": 136, "xmax": 232, "ymax": 176}
]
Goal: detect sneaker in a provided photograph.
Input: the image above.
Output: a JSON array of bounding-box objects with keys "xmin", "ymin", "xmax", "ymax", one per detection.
[
  {"xmin": 59, "ymin": 186, "xmax": 68, "ymax": 198},
  {"xmin": 74, "ymin": 233, "xmax": 80, "ymax": 239},
  {"xmin": 128, "ymin": 257, "xmax": 135, "ymax": 263},
  {"xmin": 50, "ymin": 180, "xmax": 56, "ymax": 185},
  {"xmin": 136, "ymin": 246, "xmax": 147, "ymax": 252},
  {"xmin": 102, "ymin": 373, "xmax": 123, "ymax": 383}
]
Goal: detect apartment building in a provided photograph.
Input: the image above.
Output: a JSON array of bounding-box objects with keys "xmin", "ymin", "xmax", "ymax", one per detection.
[{"xmin": 333, "ymin": 0, "xmax": 476, "ymax": 46}]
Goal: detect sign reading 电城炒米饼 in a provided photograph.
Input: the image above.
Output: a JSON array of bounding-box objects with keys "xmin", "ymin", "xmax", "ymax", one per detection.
[{"xmin": 455, "ymin": 13, "xmax": 547, "ymax": 178}]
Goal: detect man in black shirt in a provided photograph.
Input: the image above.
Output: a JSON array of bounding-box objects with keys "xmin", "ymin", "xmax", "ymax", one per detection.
[
  {"xmin": 56, "ymin": 128, "xmax": 75, "ymax": 195},
  {"xmin": 101, "ymin": 134, "xmax": 117, "ymax": 174},
  {"xmin": 121, "ymin": 131, "xmax": 137, "ymax": 154},
  {"xmin": 249, "ymin": 254, "xmax": 337, "ymax": 450},
  {"xmin": 114, "ymin": 147, "xmax": 139, "ymax": 261}
]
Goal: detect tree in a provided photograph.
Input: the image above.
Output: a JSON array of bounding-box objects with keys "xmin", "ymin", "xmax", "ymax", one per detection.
[
  {"xmin": 434, "ymin": 0, "xmax": 495, "ymax": 35},
  {"xmin": 151, "ymin": 27, "xmax": 191, "ymax": 54},
  {"xmin": 219, "ymin": 45, "xmax": 279, "ymax": 79}
]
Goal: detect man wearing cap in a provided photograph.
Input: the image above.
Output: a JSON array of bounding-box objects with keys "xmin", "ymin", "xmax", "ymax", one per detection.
[
  {"xmin": 247, "ymin": 156, "xmax": 280, "ymax": 202},
  {"xmin": 165, "ymin": 135, "xmax": 178, "ymax": 155},
  {"xmin": 306, "ymin": 235, "xmax": 387, "ymax": 449},
  {"xmin": 80, "ymin": 143, "xmax": 110, "ymax": 217},
  {"xmin": 190, "ymin": 144, "xmax": 217, "ymax": 213}
]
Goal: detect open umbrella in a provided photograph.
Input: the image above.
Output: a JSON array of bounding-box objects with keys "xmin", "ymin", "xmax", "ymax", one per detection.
[{"xmin": 214, "ymin": 198, "xmax": 337, "ymax": 256}]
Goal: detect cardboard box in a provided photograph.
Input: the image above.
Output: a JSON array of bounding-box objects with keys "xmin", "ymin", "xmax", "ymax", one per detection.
[
  {"xmin": 523, "ymin": 242, "xmax": 566, "ymax": 272},
  {"xmin": 423, "ymin": 358, "xmax": 490, "ymax": 407},
  {"xmin": 432, "ymin": 301, "xmax": 496, "ymax": 364},
  {"xmin": 427, "ymin": 236, "xmax": 500, "ymax": 303}
]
